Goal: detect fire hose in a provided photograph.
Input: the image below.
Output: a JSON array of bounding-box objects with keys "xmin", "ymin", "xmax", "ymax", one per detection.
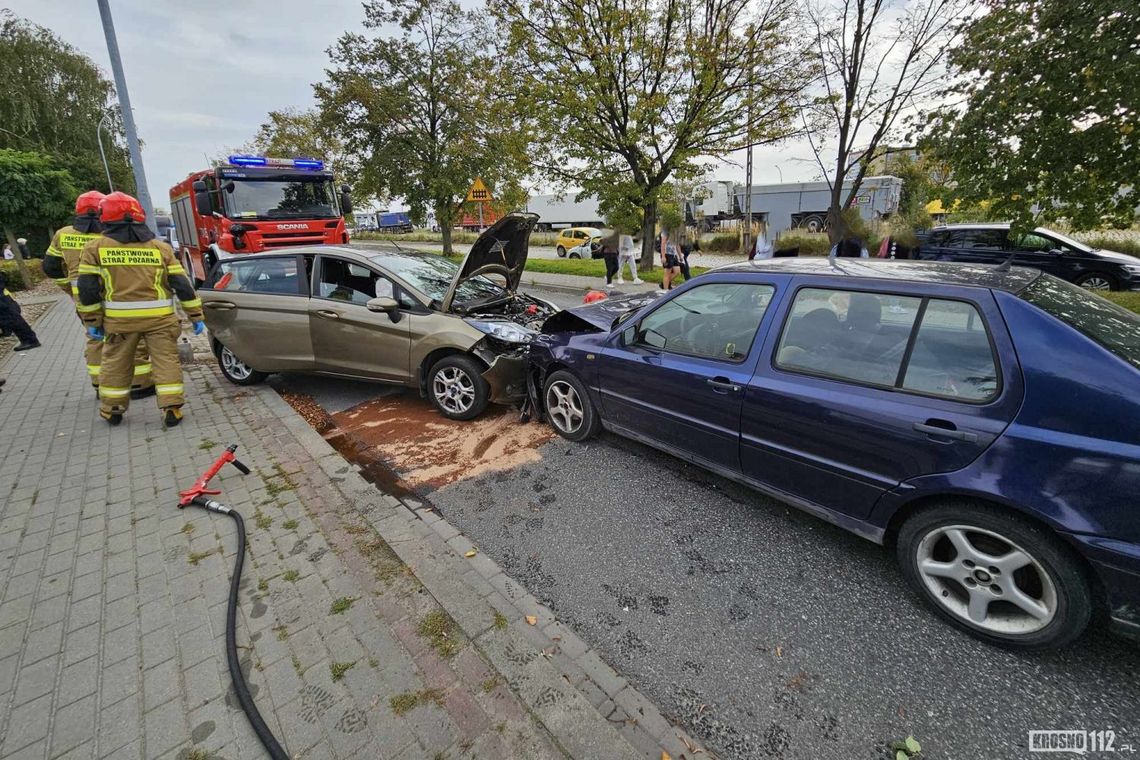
[{"xmin": 179, "ymin": 445, "xmax": 289, "ymax": 760}]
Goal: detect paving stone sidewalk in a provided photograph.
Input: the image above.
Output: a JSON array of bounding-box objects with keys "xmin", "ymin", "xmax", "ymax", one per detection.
[{"xmin": 0, "ymin": 298, "xmax": 702, "ymax": 760}]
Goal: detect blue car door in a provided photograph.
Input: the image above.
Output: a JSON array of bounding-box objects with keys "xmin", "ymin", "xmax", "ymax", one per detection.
[
  {"xmin": 740, "ymin": 279, "xmax": 1023, "ymax": 519},
  {"xmin": 596, "ymin": 279, "xmax": 782, "ymax": 475}
]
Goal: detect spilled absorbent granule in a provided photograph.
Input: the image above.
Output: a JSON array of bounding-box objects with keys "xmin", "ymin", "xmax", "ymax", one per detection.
[{"xmin": 329, "ymin": 395, "xmax": 554, "ymax": 491}]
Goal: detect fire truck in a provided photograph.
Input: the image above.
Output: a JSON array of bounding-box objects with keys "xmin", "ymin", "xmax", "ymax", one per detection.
[{"xmin": 169, "ymin": 155, "xmax": 353, "ymax": 283}]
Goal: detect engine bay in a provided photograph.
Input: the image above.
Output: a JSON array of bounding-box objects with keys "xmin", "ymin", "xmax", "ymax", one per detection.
[{"xmin": 464, "ymin": 292, "xmax": 559, "ymax": 332}]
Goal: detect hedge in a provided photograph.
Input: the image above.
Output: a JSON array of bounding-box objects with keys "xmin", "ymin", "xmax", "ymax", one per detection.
[{"xmin": 0, "ymin": 259, "xmax": 45, "ymax": 292}]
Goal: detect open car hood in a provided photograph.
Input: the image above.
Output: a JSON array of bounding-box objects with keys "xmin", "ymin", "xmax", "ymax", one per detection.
[{"xmin": 441, "ymin": 212, "xmax": 539, "ymax": 313}]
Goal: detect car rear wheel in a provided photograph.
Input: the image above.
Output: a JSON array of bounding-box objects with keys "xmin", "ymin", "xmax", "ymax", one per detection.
[
  {"xmin": 556, "ymin": 245, "xmax": 567, "ymax": 258},
  {"xmin": 217, "ymin": 344, "xmax": 268, "ymax": 386},
  {"xmin": 897, "ymin": 501, "xmax": 1092, "ymax": 651},
  {"xmin": 568, "ymin": 249, "xmax": 582, "ymax": 259},
  {"xmin": 427, "ymin": 355, "xmax": 489, "ymax": 421},
  {"xmin": 543, "ymin": 370, "xmax": 600, "ymax": 442},
  {"xmin": 1075, "ymin": 272, "xmax": 1117, "ymax": 291}
]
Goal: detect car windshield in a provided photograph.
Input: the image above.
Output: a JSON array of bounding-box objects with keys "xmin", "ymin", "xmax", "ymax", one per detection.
[
  {"xmin": 222, "ymin": 177, "xmax": 339, "ymax": 220},
  {"xmin": 371, "ymin": 252, "xmax": 505, "ymax": 307},
  {"xmin": 1020, "ymin": 275, "xmax": 1140, "ymax": 370}
]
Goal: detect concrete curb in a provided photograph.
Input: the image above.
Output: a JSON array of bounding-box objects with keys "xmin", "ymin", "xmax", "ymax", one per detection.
[{"xmin": 255, "ymin": 387, "xmax": 708, "ymax": 760}]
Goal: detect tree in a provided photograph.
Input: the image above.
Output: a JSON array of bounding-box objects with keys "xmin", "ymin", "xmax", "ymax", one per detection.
[
  {"xmin": 801, "ymin": 0, "xmax": 971, "ymax": 243},
  {"xmin": 494, "ymin": 0, "xmax": 814, "ymax": 266},
  {"xmin": 922, "ymin": 0, "xmax": 1140, "ymax": 231},
  {"xmin": 237, "ymin": 107, "xmax": 348, "ymax": 179},
  {"xmin": 315, "ymin": 0, "xmax": 531, "ymax": 254},
  {"xmin": 0, "ymin": 11, "xmax": 134, "ymax": 194},
  {"xmin": 0, "ymin": 150, "xmax": 75, "ymax": 287}
]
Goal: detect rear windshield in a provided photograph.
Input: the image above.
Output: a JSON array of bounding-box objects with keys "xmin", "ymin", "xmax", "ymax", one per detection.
[{"xmin": 1019, "ymin": 275, "xmax": 1140, "ymax": 370}]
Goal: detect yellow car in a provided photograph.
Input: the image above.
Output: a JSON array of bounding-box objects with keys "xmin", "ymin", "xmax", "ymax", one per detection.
[{"xmin": 554, "ymin": 227, "xmax": 602, "ymax": 258}]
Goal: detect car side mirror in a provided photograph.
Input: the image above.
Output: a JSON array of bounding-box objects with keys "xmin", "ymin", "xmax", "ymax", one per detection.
[
  {"xmin": 366, "ymin": 296, "xmax": 398, "ymax": 313},
  {"xmin": 195, "ymin": 191, "xmax": 214, "ymax": 216},
  {"xmin": 1048, "ymin": 248, "xmax": 1064, "ymax": 256}
]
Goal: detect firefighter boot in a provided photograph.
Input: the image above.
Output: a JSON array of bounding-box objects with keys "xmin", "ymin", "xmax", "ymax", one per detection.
[{"xmin": 98, "ymin": 331, "xmax": 141, "ymax": 420}]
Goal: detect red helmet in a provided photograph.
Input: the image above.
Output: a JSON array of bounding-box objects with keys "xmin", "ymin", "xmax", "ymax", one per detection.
[
  {"xmin": 100, "ymin": 191, "xmax": 145, "ymax": 224},
  {"xmin": 583, "ymin": 290, "xmax": 608, "ymax": 304},
  {"xmin": 75, "ymin": 190, "xmax": 105, "ymax": 217}
]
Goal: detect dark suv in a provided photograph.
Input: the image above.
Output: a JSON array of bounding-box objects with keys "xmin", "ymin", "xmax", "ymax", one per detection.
[{"xmin": 917, "ymin": 223, "xmax": 1140, "ymax": 291}]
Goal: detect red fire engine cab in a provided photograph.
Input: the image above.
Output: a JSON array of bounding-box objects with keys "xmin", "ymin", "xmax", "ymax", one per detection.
[{"xmin": 169, "ymin": 155, "xmax": 352, "ymax": 283}]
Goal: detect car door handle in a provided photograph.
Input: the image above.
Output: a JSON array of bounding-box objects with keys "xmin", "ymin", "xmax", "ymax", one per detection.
[
  {"xmin": 913, "ymin": 421, "xmax": 978, "ymax": 443},
  {"xmin": 315, "ymin": 310, "xmax": 341, "ymax": 320},
  {"xmin": 204, "ymin": 301, "xmax": 235, "ymax": 311},
  {"xmin": 706, "ymin": 377, "xmax": 742, "ymax": 394}
]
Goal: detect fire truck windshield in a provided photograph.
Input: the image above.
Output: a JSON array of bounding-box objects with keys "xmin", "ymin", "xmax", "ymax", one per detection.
[{"xmin": 222, "ymin": 177, "xmax": 339, "ymax": 221}]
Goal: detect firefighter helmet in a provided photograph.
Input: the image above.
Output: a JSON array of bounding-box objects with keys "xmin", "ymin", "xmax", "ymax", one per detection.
[
  {"xmin": 75, "ymin": 190, "xmax": 105, "ymax": 217},
  {"xmin": 583, "ymin": 290, "xmax": 608, "ymax": 304},
  {"xmin": 100, "ymin": 191, "xmax": 145, "ymax": 224}
]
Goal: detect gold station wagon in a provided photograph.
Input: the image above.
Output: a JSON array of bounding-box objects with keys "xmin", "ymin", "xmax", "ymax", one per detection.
[{"xmin": 198, "ymin": 213, "xmax": 557, "ymax": 420}]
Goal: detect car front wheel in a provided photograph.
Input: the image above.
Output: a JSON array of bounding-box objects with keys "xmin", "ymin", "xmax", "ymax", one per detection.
[
  {"xmin": 543, "ymin": 370, "xmax": 600, "ymax": 441},
  {"xmin": 427, "ymin": 355, "xmax": 489, "ymax": 420},
  {"xmin": 556, "ymin": 245, "xmax": 566, "ymax": 257},
  {"xmin": 1075, "ymin": 272, "xmax": 1117, "ymax": 291},
  {"xmin": 217, "ymin": 344, "xmax": 268, "ymax": 386},
  {"xmin": 896, "ymin": 501, "xmax": 1092, "ymax": 651}
]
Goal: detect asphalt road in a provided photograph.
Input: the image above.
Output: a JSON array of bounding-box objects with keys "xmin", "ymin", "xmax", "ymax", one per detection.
[{"xmin": 274, "ymin": 285, "xmax": 1140, "ymax": 760}]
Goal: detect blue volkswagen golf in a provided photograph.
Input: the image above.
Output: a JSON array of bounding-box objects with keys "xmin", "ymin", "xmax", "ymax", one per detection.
[{"xmin": 528, "ymin": 259, "xmax": 1140, "ymax": 650}]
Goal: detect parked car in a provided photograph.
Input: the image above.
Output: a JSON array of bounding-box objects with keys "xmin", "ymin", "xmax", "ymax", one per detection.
[
  {"xmin": 554, "ymin": 227, "xmax": 602, "ymax": 258},
  {"xmin": 199, "ymin": 212, "xmax": 557, "ymax": 420},
  {"xmin": 917, "ymin": 223, "xmax": 1140, "ymax": 291},
  {"xmin": 529, "ymin": 258, "xmax": 1140, "ymax": 650}
]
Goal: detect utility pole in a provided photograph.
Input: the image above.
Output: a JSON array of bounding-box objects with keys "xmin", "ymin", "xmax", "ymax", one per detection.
[
  {"xmin": 96, "ymin": 112, "xmax": 115, "ymax": 191},
  {"xmin": 97, "ymin": 0, "xmax": 156, "ymax": 232}
]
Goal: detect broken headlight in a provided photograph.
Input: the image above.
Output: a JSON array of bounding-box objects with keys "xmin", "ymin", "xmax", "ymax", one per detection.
[{"xmin": 465, "ymin": 319, "xmax": 535, "ymax": 344}]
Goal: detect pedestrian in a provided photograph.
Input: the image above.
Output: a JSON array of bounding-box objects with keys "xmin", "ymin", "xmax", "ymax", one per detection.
[
  {"xmin": 0, "ymin": 269, "xmax": 41, "ymax": 351},
  {"xmin": 660, "ymin": 230, "xmax": 681, "ymax": 290},
  {"xmin": 16, "ymin": 238, "xmax": 30, "ymax": 260},
  {"xmin": 616, "ymin": 229, "xmax": 641, "ymax": 284},
  {"xmin": 751, "ymin": 221, "xmax": 773, "ymax": 261},
  {"xmin": 601, "ymin": 229, "xmax": 621, "ymax": 289},
  {"xmin": 76, "ymin": 192, "xmax": 204, "ymax": 427},
  {"xmin": 46, "ymin": 190, "xmax": 155, "ymax": 396},
  {"xmin": 679, "ymin": 233, "xmax": 699, "ymax": 281},
  {"xmin": 2, "ymin": 243, "xmax": 12, "ymax": 260}
]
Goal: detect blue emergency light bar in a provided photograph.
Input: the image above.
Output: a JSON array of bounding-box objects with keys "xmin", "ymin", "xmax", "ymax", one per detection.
[{"xmin": 226, "ymin": 155, "xmax": 325, "ymax": 171}]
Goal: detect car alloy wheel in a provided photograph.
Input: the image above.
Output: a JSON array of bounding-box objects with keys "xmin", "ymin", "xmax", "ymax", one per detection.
[
  {"xmin": 220, "ymin": 346, "xmax": 254, "ymax": 381},
  {"xmin": 545, "ymin": 379, "xmax": 584, "ymax": 435},
  {"xmin": 432, "ymin": 365, "xmax": 476, "ymax": 416},
  {"xmin": 914, "ymin": 524, "xmax": 1058, "ymax": 635},
  {"xmin": 1078, "ymin": 274, "xmax": 1113, "ymax": 291}
]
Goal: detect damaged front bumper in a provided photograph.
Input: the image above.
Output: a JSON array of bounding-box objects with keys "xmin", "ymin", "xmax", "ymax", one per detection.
[{"xmin": 472, "ymin": 342, "xmax": 529, "ymax": 405}]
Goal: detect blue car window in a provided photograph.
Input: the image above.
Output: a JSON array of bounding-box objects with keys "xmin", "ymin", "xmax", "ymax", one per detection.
[
  {"xmin": 776, "ymin": 288, "xmax": 922, "ymax": 386},
  {"xmin": 903, "ymin": 300, "xmax": 998, "ymax": 401},
  {"xmin": 635, "ymin": 283, "xmax": 774, "ymax": 362}
]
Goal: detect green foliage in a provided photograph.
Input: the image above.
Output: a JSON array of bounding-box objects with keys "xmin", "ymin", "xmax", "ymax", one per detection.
[
  {"xmin": 0, "ymin": 12, "xmax": 133, "ymax": 194},
  {"xmin": 494, "ymin": 0, "xmax": 813, "ymax": 261},
  {"xmin": 704, "ymin": 234, "xmax": 741, "ymax": 253},
  {"xmin": 0, "ymin": 260, "xmax": 44, "ymax": 291},
  {"xmin": 1104, "ymin": 291, "xmax": 1140, "ymax": 315},
  {"xmin": 923, "ymin": 0, "xmax": 1140, "ymax": 231},
  {"xmin": 0, "ymin": 149, "xmax": 75, "ymax": 287},
  {"xmin": 772, "ymin": 230, "xmax": 832, "ymax": 256},
  {"xmin": 315, "ymin": 0, "xmax": 530, "ymax": 254},
  {"xmin": 329, "ymin": 597, "xmax": 355, "ymax": 615},
  {"xmin": 1077, "ymin": 234, "xmax": 1140, "ymax": 258},
  {"xmin": 523, "ymin": 257, "xmax": 708, "ymax": 283},
  {"xmin": 417, "ymin": 609, "xmax": 461, "ymax": 658},
  {"xmin": 238, "ymin": 108, "xmax": 346, "ymax": 181},
  {"xmin": 329, "ymin": 661, "xmax": 355, "ymax": 682}
]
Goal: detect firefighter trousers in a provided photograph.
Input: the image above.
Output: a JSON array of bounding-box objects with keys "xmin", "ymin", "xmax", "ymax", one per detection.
[
  {"xmin": 99, "ymin": 321, "xmax": 184, "ymax": 413},
  {"xmin": 83, "ymin": 328, "xmax": 153, "ymax": 390}
]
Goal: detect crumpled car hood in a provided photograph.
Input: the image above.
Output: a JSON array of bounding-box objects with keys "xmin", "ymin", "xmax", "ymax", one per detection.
[{"xmin": 541, "ymin": 291, "xmax": 664, "ymax": 333}]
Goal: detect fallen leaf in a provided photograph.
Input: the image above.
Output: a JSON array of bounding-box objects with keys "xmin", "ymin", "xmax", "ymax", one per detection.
[
  {"xmin": 464, "ymin": 550, "xmax": 477, "ymax": 558},
  {"xmin": 662, "ymin": 752, "xmax": 672, "ymax": 760},
  {"xmin": 775, "ymin": 645, "xmax": 782, "ymax": 657},
  {"xmin": 552, "ymin": 635, "xmax": 562, "ymax": 641},
  {"xmin": 525, "ymin": 615, "xmax": 538, "ymax": 625}
]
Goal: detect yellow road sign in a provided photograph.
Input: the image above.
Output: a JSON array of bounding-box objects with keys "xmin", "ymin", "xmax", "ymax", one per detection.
[{"xmin": 465, "ymin": 177, "xmax": 493, "ymax": 203}]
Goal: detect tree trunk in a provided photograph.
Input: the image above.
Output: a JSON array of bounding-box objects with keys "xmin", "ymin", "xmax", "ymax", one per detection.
[
  {"xmin": 441, "ymin": 223, "xmax": 453, "ymax": 257},
  {"xmin": 3, "ymin": 226, "xmax": 32, "ymax": 290},
  {"xmin": 639, "ymin": 199, "xmax": 657, "ymax": 270}
]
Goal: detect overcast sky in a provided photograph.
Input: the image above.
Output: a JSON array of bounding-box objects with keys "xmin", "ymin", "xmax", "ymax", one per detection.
[{"xmin": 7, "ymin": 0, "xmax": 821, "ymax": 209}]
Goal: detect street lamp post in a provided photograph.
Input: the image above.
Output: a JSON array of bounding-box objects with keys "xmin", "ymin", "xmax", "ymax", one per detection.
[
  {"xmin": 97, "ymin": 0, "xmax": 156, "ymax": 233},
  {"xmin": 96, "ymin": 112, "xmax": 114, "ymax": 192}
]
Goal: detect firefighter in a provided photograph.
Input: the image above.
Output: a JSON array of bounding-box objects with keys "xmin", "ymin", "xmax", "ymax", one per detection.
[
  {"xmin": 76, "ymin": 192, "xmax": 205, "ymax": 427},
  {"xmin": 45, "ymin": 191, "xmax": 155, "ymax": 396}
]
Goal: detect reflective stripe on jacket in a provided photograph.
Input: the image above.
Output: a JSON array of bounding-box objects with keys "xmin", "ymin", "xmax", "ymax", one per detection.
[
  {"xmin": 76, "ymin": 237, "xmax": 203, "ymax": 331},
  {"xmin": 47, "ymin": 226, "xmax": 101, "ymax": 297}
]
